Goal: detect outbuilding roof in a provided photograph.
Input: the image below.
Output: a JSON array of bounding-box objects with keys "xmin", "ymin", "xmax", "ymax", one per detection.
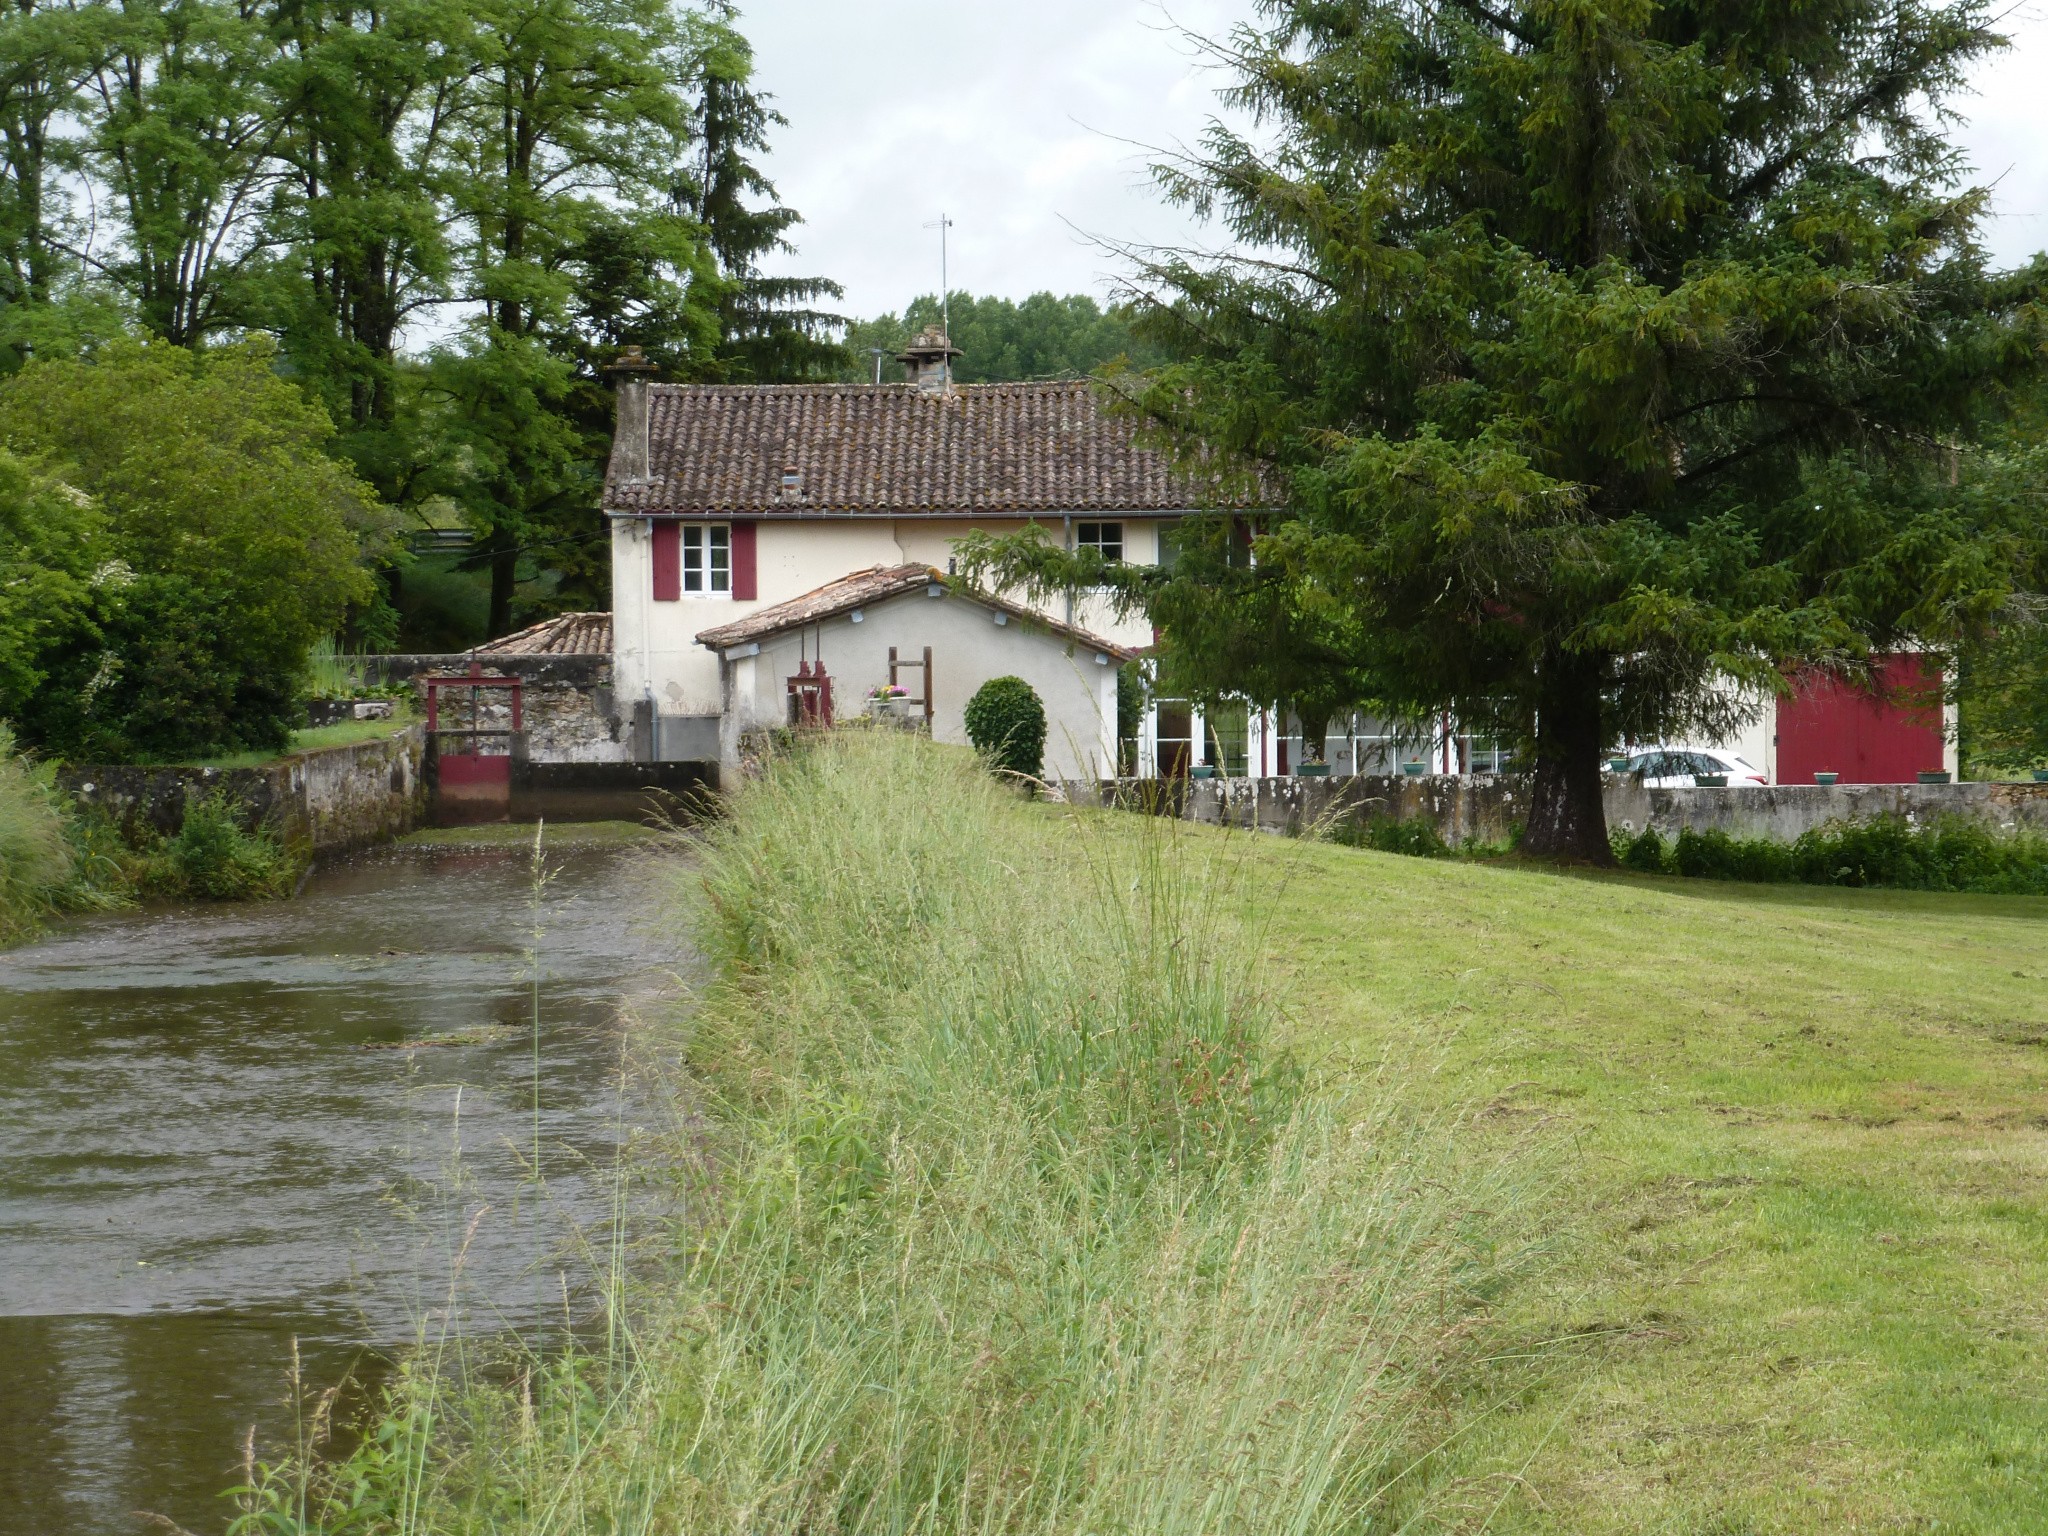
[
  {"xmin": 693, "ymin": 564, "xmax": 1135, "ymax": 661},
  {"xmin": 471, "ymin": 611, "xmax": 612, "ymax": 656},
  {"xmin": 605, "ymin": 380, "xmax": 1243, "ymax": 517}
]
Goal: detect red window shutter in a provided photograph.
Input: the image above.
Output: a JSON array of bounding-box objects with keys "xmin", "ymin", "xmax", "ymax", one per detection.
[
  {"xmin": 651, "ymin": 521, "xmax": 680, "ymax": 602},
  {"xmin": 731, "ymin": 520, "xmax": 757, "ymax": 600}
]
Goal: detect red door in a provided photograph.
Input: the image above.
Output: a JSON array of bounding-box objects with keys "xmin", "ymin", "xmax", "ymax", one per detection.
[{"xmin": 1776, "ymin": 654, "xmax": 1945, "ymax": 785}]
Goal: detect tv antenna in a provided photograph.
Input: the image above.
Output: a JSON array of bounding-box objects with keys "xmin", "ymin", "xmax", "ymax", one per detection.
[{"xmin": 923, "ymin": 212, "xmax": 954, "ymax": 386}]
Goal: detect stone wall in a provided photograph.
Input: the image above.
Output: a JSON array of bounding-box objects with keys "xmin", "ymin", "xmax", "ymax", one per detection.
[
  {"xmin": 1060, "ymin": 772, "xmax": 2048, "ymax": 846},
  {"xmin": 365, "ymin": 653, "xmax": 630, "ymax": 764},
  {"xmin": 61, "ymin": 726, "xmax": 426, "ymax": 856}
]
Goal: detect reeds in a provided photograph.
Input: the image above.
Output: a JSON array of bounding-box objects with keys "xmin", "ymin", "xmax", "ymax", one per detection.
[
  {"xmin": 237, "ymin": 729, "xmax": 1546, "ymax": 1534},
  {"xmin": 0, "ymin": 723, "xmax": 74, "ymax": 940}
]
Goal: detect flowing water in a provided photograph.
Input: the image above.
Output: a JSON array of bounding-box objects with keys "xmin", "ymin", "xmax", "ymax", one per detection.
[{"xmin": 0, "ymin": 836, "xmax": 677, "ymax": 1536}]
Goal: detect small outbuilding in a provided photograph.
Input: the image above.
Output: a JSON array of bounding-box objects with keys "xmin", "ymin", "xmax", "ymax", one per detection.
[{"xmin": 694, "ymin": 564, "xmax": 1132, "ymax": 778}]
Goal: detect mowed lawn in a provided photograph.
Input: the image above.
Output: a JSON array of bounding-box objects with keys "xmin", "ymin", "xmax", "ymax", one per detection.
[{"xmin": 1226, "ymin": 827, "xmax": 2048, "ymax": 1533}]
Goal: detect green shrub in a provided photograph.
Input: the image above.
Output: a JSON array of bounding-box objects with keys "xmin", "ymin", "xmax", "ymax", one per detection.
[
  {"xmin": 1346, "ymin": 815, "xmax": 1453, "ymax": 858},
  {"xmin": 155, "ymin": 792, "xmax": 302, "ymax": 901},
  {"xmin": 1609, "ymin": 814, "xmax": 2048, "ymax": 893},
  {"xmin": 963, "ymin": 673, "xmax": 1047, "ymax": 780}
]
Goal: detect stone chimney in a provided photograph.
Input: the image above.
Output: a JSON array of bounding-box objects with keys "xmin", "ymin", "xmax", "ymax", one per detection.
[
  {"xmin": 896, "ymin": 325, "xmax": 963, "ymax": 392},
  {"xmin": 604, "ymin": 344, "xmax": 660, "ymax": 479}
]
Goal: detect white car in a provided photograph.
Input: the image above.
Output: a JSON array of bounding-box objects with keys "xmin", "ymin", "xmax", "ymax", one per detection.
[{"xmin": 1611, "ymin": 747, "xmax": 1767, "ymax": 787}]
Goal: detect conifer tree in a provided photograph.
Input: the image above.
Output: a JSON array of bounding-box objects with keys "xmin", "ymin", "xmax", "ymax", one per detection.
[
  {"xmin": 968, "ymin": 0, "xmax": 2047, "ymax": 860},
  {"xmin": 671, "ymin": 1, "xmax": 840, "ymax": 381}
]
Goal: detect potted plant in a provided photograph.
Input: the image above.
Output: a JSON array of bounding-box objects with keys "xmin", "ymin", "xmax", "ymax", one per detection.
[
  {"xmin": 1814, "ymin": 771, "xmax": 1839, "ymax": 786},
  {"xmin": 1401, "ymin": 759, "xmax": 1428, "ymax": 777},
  {"xmin": 1296, "ymin": 753, "xmax": 1332, "ymax": 778},
  {"xmin": 1695, "ymin": 773, "xmax": 1728, "ymax": 787},
  {"xmin": 1917, "ymin": 769, "xmax": 1952, "ymax": 785},
  {"xmin": 865, "ymin": 684, "xmax": 918, "ymax": 722},
  {"xmin": 2032, "ymin": 769, "xmax": 2048, "ymax": 783},
  {"xmin": 1190, "ymin": 763, "xmax": 1218, "ymax": 780}
]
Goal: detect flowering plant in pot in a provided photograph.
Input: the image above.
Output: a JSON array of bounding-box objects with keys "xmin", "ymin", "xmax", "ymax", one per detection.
[{"xmin": 864, "ymin": 684, "xmax": 918, "ymax": 721}]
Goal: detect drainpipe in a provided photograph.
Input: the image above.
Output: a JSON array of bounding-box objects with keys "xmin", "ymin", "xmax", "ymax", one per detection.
[{"xmin": 1063, "ymin": 513, "xmax": 1074, "ymax": 627}]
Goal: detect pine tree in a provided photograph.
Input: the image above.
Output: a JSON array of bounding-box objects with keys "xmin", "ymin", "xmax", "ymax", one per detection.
[
  {"xmin": 969, "ymin": 0, "xmax": 2047, "ymax": 860},
  {"xmin": 672, "ymin": 1, "xmax": 840, "ymax": 382}
]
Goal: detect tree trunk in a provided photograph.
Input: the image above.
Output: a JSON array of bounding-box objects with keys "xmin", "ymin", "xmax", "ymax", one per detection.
[
  {"xmin": 1521, "ymin": 649, "xmax": 1616, "ymax": 864},
  {"xmin": 488, "ymin": 535, "xmax": 519, "ymax": 637}
]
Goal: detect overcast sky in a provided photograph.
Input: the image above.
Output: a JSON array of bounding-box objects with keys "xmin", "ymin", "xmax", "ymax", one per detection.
[{"xmin": 739, "ymin": 0, "xmax": 2048, "ymax": 322}]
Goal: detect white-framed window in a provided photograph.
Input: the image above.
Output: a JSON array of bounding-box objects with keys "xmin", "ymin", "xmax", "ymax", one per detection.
[
  {"xmin": 684, "ymin": 524, "xmax": 730, "ymax": 593},
  {"xmin": 1077, "ymin": 521, "xmax": 1124, "ymax": 563}
]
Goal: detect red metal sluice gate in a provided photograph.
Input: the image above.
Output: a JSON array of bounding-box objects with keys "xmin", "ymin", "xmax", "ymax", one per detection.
[{"xmin": 424, "ymin": 664, "xmax": 523, "ymax": 824}]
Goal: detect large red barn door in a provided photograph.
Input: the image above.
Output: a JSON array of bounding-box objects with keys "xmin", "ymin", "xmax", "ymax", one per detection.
[{"xmin": 1775, "ymin": 654, "xmax": 1945, "ymax": 785}]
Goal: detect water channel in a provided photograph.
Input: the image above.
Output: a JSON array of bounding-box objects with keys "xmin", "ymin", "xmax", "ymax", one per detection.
[{"xmin": 0, "ymin": 835, "xmax": 677, "ymax": 1536}]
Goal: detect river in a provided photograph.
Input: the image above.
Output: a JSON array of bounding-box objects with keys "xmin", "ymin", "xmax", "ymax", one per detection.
[{"xmin": 0, "ymin": 834, "xmax": 676, "ymax": 1536}]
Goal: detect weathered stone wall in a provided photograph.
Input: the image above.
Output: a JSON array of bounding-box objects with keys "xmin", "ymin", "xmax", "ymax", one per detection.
[
  {"xmin": 1606, "ymin": 778, "xmax": 2048, "ymax": 841},
  {"xmin": 366, "ymin": 653, "xmax": 630, "ymax": 764},
  {"xmin": 1061, "ymin": 772, "xmax": 2048, "ymax": 846},
  {"xmin": 60, "ymin": 726, "xmax": 426, "ymax": 856}
]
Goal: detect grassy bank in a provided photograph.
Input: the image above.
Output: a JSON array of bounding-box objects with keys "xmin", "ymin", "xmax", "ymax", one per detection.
[
  {"xmin": 237, "ymin": 730, "xmax": 1548, "ymax": 1533},
  {"xmin": 1261, "ymin": 833, "xmax": 2048, "ymax": 1531},
  {"xmin": 2, "ymin": 726, "xmax": 302, "ymax": 941}
]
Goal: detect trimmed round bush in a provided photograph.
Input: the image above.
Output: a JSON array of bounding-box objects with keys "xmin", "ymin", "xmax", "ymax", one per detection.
[{"xmin": 963, "ymin": 675, "xmax": 1047, "ymax": 781}]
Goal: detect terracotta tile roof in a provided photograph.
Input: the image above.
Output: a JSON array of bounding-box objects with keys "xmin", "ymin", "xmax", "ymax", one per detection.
[
  {"xmin": 472, "ymin": 612, "xmax": 612, "ymax": 656},
  {"xmin": 606, "ymin": 380, "xmax": 1249, "ymax": 516},
  {"xmin": 694, "ymin": 564, "xmax": 1135, "ymax": 661}
]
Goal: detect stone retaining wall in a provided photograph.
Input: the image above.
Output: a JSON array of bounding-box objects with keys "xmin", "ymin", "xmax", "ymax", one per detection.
[
  {"xmin": 1060, "ymin": 772, "xmax": 2048, "ymax": 846},
  {"xmin": 61, "ymin": 725, "xmax": 426, "ymax": 856}
]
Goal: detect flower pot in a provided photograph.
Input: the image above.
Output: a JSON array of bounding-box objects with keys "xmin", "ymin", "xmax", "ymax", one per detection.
[
  {"xmin": 1917, "ymin": 770, "xmax": 1951, "ymax": 785},
  {"xmin": 2032, "ymin": 770, "xmax": 2048, "ymax": 783},
  {"xmin": 1694, "ymin": 773, "xmax": 1728, "ymax": 788},
  {"xmin": 1813, "ymin": 772, "xmax": 1839, "ymax": 786},
  {"xmin": 1189, "ymin": 765, "xmax": 1217, "ymax": 780},
  {"xmin": 1296, "ymin": 762, "xmax": 1331, "ymax": 778},
  {"xmin": 1401, "ymin": 761, "xmax": 1427, "ymax": 777},
  {"xmin": 1607, "ymin": 757, "xmax": 1631, "ymax": 772}
]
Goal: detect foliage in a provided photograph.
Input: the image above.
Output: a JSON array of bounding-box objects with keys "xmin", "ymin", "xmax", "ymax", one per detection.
[
  {"xmin": 0, "ymin": 725, "xmax": 139, "ymax": 943},
  {"xmin": 150, "ymin": 790, "xmax": 302, "ymax": 900},
  {"xmin": 0, "ymin": 449, "xmax": 102, "ymax": 724},
  {"xmin": 0, "ymin": 339, "xmax": 392, "ymax": 760},
  {"xmin": 1958, "ymin": 618, "xmax": 2048, "ymax": 775},
  {"xmin": 963, "ymin": 0, "xmax": 2048, "ymax": 863},
  {"xmin": 227, "ymin": 729, "xmax": 1545, "ymax": 1534},
  {"xmin": 840, "ymin": 291, "xmax": 1168, "ymax": 384},
  {"xmin": 1612, "ymin": 815, "xmax": 2048, "ymax": 892},
  {"xmin": 671, "ymin": 2, "xmax": 844, "ymax": 382},
  {"xmin": 0, "ymin": 0, "xmax": 828, "ymax": 642},
  {"xmin": 0, "ymin": 723, "xmax": 75, "ymax": 941},
  {"xmin": 963, "ymin": 673, "xmax": 1047, "ymax": 780}
]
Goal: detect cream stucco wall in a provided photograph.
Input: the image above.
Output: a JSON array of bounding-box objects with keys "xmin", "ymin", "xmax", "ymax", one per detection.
[
  {"xmin": 718, "ymin": 584, "xmax": 1121, "ymax": 780},
  {"xmin": 612, "ymin": 514, "xmax": 1166, "ymax": 726}
]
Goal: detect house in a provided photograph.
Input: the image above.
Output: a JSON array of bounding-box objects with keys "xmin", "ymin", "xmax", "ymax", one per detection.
[
  {"xmin": 601, "ymin": 329, "xmax": 1223, "ymax": 775},
  {"xmin": 694, "ymin": 563, "xmax": 1131, "ymax": 778}
]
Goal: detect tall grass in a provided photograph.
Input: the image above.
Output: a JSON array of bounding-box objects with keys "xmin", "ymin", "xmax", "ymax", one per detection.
[
  {"xmin": 0, "ymin": 723, "xmax": 76, "ymax": 941},
  {"xmin": 235, "ymin": 730, "xmax": 1545, "ymax": 1534}
]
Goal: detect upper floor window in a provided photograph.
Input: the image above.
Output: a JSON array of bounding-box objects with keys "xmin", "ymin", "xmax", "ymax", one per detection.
[
  {"xmin": 1077, "ymin": 521, "xmax": 1124, "ymax": 563},
  {"xmin": 684, "ymin": 524, "xmax": 730, "ymax": 593}
]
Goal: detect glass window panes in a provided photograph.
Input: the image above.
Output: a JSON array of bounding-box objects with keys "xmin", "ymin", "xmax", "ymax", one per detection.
[
  {"xmin": 1077, "ymin": 521, "xmax": 1124, "ymax": 562},
  {"xmin": 682, "ymin": 525, "xmax": 732, "ymax": 593}
]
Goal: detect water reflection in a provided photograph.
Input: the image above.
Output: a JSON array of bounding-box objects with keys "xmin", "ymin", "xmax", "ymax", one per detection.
[{"xmin": 0, "ymin": 841, "xmax": 673, "ymax": 1536}]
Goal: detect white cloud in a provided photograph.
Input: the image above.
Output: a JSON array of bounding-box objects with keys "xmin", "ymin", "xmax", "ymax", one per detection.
[{"xmin": 741, "ymin": 0, "xmax": 2048, "ymax": 320}]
